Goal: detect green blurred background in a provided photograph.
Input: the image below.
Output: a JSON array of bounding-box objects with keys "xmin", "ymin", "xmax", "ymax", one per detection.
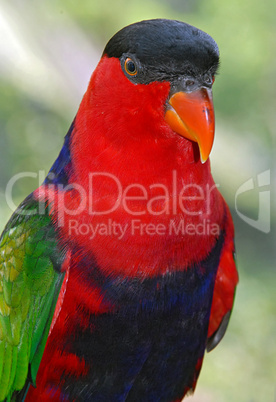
[{"xmin": 0, "ymin": 1, "xmax": 275, "ymax": 401}]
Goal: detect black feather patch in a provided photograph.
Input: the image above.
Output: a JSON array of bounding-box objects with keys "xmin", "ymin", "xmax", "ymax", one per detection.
[{"xmin": 103, "ymin": 19, "xmax": 219, "ymax": 84}]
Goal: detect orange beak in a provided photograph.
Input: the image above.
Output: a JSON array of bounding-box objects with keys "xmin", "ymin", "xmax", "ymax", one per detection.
[{"xmin": 165, "ymin": 88, "xmax": 215, "ymax": 163}]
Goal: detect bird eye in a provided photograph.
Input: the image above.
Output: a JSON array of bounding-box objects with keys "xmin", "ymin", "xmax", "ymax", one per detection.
[{"xmin": 124, "ymin": 58, "xmax": 137, "ymax": 76}]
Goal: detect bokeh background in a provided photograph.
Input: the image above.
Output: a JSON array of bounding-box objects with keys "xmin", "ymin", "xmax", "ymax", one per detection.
[{"xmin": 0, "ymin": 1, "xmax": 275, "ymax": 401}]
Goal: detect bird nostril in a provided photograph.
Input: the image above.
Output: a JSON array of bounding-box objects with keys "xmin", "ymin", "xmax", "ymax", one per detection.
[
  {"xmin": 204, "ymin": 75, "xmax": 213, "ymax": 86},
  {"xmin": 186, "ymin": 79, "xmax": 195, "ymax": 87}
]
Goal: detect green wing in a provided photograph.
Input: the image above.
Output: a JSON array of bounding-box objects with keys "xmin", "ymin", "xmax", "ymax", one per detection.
[{"xmin": 0, "ymin": 196, "xmax": 66, "ymax": 401}]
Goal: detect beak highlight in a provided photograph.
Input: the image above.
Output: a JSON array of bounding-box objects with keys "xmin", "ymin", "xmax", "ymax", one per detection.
[{"xmin": 165, "ymin": 88, "xmax": 215, "ymax": 163}]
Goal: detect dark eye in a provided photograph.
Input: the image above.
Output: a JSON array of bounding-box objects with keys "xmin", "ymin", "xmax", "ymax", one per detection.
[{"xmin": 124, "ymin": 58, "xmax": 137, "ymax": 76}]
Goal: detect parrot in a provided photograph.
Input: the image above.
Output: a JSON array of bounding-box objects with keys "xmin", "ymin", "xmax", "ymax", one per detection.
[{"xmin": 0, "ymin": 19, "xmax": 238, "ymax": 401}]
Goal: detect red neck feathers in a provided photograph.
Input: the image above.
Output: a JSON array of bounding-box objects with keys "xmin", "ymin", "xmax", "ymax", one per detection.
[{"xmin": 42, "ymin": 56, "xmax": 225, "ymax": 277}]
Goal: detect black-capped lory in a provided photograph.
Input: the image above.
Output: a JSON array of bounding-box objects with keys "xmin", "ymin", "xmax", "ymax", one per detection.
[{"xmin": 0, "ymin": 19, "xmax": 238, "ymax": 401}]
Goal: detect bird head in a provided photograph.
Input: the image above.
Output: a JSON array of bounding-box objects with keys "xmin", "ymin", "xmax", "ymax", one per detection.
[
  {"xmin": 99, "ymin": 19, "xmax": 219, "ymax": 163},
  {"xmin": 51, "ymin": 20, "xmax": 222, "ymax": 275}
]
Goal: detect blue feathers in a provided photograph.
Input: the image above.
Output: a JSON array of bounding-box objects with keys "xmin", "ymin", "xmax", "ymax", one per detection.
[
  {"xmin": 58, "ymin": 232, "xmax": 224, "ymax": 401},
  {"xmin": 44, "ymin": 120, "xmax": 74, "ymax": 186}
]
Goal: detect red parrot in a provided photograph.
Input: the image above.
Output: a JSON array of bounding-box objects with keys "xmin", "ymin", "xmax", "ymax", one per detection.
[{"xmin": 0, "ymin": 19, "xmax": 238, "ymax": 401}]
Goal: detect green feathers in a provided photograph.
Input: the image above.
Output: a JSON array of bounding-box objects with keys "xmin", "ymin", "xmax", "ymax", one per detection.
[{"xmin": 0, "ymin": 197, "xmax": 65, "ymax": 401}]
